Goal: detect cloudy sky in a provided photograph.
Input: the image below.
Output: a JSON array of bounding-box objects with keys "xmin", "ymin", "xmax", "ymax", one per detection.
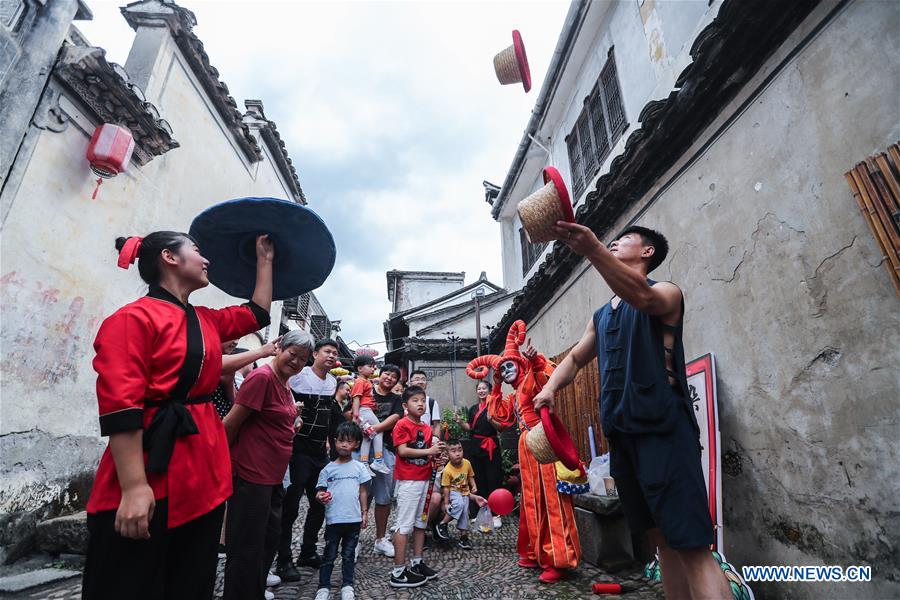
[{"xmin": 79, "ymin": 0, "xmax": 567, "ymax": 353}]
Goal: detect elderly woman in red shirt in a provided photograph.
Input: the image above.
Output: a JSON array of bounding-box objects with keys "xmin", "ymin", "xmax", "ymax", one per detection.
[{"xmin": 222, "ymin": 329, "xmax": 313, "ymax": 600}]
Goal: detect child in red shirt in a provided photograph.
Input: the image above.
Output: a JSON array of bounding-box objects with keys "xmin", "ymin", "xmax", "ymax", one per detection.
[
  {"xmin": 350, "ymin": 355, "xmax": 389, "ymax": 474},
  {"xmin": 389, "ymin": 386, "xmax": 446, "ymax": 588}
]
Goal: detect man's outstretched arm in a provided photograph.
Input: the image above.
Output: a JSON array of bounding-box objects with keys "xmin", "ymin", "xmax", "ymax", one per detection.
[{"xmin": 533, "ymin": 318, "xmax": 596, "ymax": 413}]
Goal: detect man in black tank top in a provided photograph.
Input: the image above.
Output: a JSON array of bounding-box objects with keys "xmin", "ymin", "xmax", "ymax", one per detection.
[{"xmin": 533, "ymin": 223, "xmax": 730, "ymax": 599}]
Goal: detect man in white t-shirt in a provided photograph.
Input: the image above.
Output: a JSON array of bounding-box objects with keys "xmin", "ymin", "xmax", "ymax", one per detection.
[
  {"xmin": 276, "ymin": 338, "xmax": 339, "ymax": 582},
  {"xmin": 408, "ymin": 370, "xmax": 441, "ymax": 438}
]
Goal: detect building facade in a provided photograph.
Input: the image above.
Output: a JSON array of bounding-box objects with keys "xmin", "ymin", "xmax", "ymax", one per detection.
[
  {"xmin": 487, "ymin": 1, "xmax": 899, "ymax": 598},
  {"xmin": 383, "ymin": 270, "xmax": 515, "ymax": 409},
  {"xmin": 0, "ymin": 0, "xmax": 337, "ymax": 562}
]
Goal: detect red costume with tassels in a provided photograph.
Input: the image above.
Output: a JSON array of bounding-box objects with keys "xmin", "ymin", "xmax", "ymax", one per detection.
[{"xmin": 467, "ymin": 321, "xmax": 581, "ymax": 582}]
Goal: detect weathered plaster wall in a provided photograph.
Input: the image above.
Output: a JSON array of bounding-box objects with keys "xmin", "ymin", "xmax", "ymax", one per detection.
[
  {"xmin": 392, "ymin": 276, "xmax": 464, "ymax": 314},
  {"xmin": 522, "ymin": 2, "xmax": 899, "ymax": 597},
  {"xmin": 0, "ymin": 23, "xmax": 298, "ymax": 532}
]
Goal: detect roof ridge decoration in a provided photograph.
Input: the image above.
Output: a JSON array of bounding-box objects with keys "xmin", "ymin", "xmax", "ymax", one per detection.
[
  {"xmin": 488, "ymin": 0, "xmax": 820, "ymax": 353},
  {"xmin": 121, "ymin": 0, "xmax": 263, "ymax": 162},
  {"xmin": 54, "ymin": 44, "xmax": 179, "ymax": 164},
  {"xmin": 243, "ymin": 100, "xmax": 306, "ymax": 203}
]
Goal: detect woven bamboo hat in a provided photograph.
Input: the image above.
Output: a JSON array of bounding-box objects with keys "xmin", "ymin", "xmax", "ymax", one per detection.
[
  {"xmin": 517, "ymin": 166, "xmax": 575, "ymax": 244},
  {"xmin": 525, "ymin": 407, "xmax": 581, "ymax": 470},
  {"xmin": 493, "ymin": 30, "xmax": 532, "ymax": 92}
]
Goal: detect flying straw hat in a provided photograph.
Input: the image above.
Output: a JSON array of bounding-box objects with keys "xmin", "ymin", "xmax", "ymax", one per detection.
[
  {"xmin": 517, "ymin": 166, "xmax": 575, "ymax": 244},
  {"xmin": 493, "ymin": 30, "xmax": 531, "ymax": 92}
]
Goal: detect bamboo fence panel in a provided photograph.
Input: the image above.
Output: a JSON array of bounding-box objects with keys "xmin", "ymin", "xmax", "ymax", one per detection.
[
  {"xmin": 549, "ymin": 348, "xmax": 608, "ymax": 462},
  {"xmin": 844, "ymin": 142, "xmax": 900, "ymax": 296}
]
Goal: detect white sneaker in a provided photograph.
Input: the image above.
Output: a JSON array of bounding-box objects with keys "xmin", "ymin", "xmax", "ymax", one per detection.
[
  {"xmin": 264, "ymin": 591, "xmax": 275, "ymax": 600},
  {"xmin": 340, "ymin": 586, "xmax": 355, "ymax": 600},
  {"xmin": 266, "ymin": 571, "xmax": 281, "ymax": 587},
  {"xmin": 374, "ymin": 536, "xmax": 395, "ymax": 557},
  {"xmin": 370, "ymin": 460, "xmax": 390, "ymax": 474},
  {"xmin": 493, "ymin": 515, "xmax": 503, "ymax": 529},
  {"xmin": 315, "ymin": 588, "xmax": 330, "ymax": 600}
]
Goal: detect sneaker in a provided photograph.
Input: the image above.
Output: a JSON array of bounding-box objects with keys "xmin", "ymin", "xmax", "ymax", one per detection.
[
  {"xmin": 266, "ymin": 571, "xmax": 282, "ymax": 587},
  {"xmin": 456, "ymin": 537, "xmax": 473, "ymax": 550},
  {"xmin": 433, "ymin": 522, "xmax": 450, "ymax": 540},
  {"xmin": 374, "ymin": 537, "xmax": 395, "ymax": 557},
  {"xmin": 493, "ymin": 515, "xmax": 503, "ymax": 529},
  {"xmin": 340, "ymin": 586, "xmax": 355, "ymax": 600},
  {"xmin": 264, "ymin": 592, "xmax": 275, "ymax": 600},
  {"xmin": 314, "ymin": 588, "xmax": 330, "ymax": 600},
  {"xmin": 275, "ymin": 560, "xmax": 302, "ymax": 582},
  {"xmin": 389, "ymin": 566, "xmax": 427, "ymax": 588},
  {"xmin": 370, "ymin": 460, "xmax": 390, "ymax": 474},
  {"xmin": 297, "ymin": 553, "xmax": 323, "ymax": 569},
  {"xmin": 217, "ymin": 543, "xmax": 226, "ymax": 558},
  {"xmin": 410, "ymin": 561, "xmax": 438, "ymax": 580}
]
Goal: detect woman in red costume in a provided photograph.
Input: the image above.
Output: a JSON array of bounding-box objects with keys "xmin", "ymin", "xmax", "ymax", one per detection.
[
  {"xmin": 488, "ymin": 320, "xmax": 581, "ymax": 583},
  {"xmin": 82, "ymin": 231, "xmax": 273, "ymax": 600}
]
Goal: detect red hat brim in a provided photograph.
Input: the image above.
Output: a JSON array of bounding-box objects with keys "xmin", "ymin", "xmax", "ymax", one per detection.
[
  {"xmin": 512, "ymin": 30, "xmax": 532, "ymax": 93},
  {"xmin": 543, "ymin": 166, "xmax": 574, "ymax": 222},
  {"xmin": 539, "ymin": 407, "xmax": 580, "ymax": 470}
]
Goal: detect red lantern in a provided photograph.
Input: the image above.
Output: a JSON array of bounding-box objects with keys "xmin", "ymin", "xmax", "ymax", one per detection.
[
  {"xmin": 86, "ymin": 124, "xmax": 134, "ymax": 199},
  {"xmin": 356, "ymin": 347, "xmax": 379, "ymax": 358}
]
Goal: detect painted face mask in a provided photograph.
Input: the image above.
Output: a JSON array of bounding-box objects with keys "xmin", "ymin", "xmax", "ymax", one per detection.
[{"xmin": 500, "ymin": 360, "xmax": 519, "ymax": 384}]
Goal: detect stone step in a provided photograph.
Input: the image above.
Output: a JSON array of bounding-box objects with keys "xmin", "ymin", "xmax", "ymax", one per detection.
[
  {"xmin": 36, "ymin": 512, "xmax": 88, "ymax": 556},
  {"xmin": 0, "ymin": 567, "xmax": 80, "ymax": 594}
]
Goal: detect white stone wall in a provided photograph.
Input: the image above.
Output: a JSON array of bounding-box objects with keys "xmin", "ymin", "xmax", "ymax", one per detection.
[{"xmin": 0, "ymin": 24, "xmax": 300, "ymax": 517}]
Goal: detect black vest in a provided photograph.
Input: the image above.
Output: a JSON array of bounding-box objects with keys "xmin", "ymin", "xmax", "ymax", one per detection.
[{"xmin": 593, "ymin": 280, "xmax": 698, "ymax": 436}]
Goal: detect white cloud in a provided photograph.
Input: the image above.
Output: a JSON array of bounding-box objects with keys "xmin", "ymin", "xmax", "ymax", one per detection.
[{"xmin": 78, "ymin": 0, "xmax": 567, "ymax": 350}]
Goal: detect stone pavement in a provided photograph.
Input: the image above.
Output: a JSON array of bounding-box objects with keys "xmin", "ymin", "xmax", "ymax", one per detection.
[{"xmin": 3, "ymin": 502, "xmax": 663, "ymax": 599}]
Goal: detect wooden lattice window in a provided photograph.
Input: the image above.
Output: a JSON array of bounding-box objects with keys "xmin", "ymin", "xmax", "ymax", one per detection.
[
  {"xmin": 309, "ymin": 314, "xmax": 331, "ymax": 340},
  {"xmin": 844, "ymin": 142, "xmax": 900, "ymax": 295},
  {"xmin": 565, "ymin": 47, "xmax": 628, "ymax": 201},
  {"xmin": 520, "ymin": 227, "xmax": 547, "ymax": 277},
  {"xmin": 283, "ymin": 292, "xmax": 310, "ymax": 321}
]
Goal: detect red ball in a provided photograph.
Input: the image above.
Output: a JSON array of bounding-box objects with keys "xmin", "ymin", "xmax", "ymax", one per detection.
[{"xmin": 488, "ymin": 488, "xmax": 515, "ymax": 516}]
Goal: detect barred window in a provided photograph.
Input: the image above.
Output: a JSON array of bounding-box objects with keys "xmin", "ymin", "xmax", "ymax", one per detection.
[
  {"xmin": 310, "ymin": 314, "xmax": 331, "ymax": 341},
  {"xmin": 520, "ymin": 227, "xmax": 548, "ymax": 277},
  {"xmin": 566, "ymin": 47, "xmax": 627, "ymax": 200},
  {"xmin": 283, "ymin": 292, "xmax": 310, "ymax": 321}
]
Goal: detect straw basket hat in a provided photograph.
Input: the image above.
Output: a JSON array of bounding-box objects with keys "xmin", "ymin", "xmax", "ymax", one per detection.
[
  {"xmin": 493, "ymin": 30, "xmax": 532, "ymax": 92},
  {"xmin": 517, "ymin": 166, "xmax": 575, "ymax": 244},
  {"xmin": 525, "ymin": 407, "xmax": 581, "ymax": 470}
]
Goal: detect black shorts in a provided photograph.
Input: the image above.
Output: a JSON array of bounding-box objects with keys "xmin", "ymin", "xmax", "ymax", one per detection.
[{"xmin": 609, "ymin": 407, "xmax": 713, "ymax": 550}]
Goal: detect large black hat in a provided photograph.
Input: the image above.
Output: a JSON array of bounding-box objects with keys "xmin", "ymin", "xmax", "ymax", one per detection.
[{"xmin": 189, "ymin": 197, "xmax": 335, "ymax": 301}]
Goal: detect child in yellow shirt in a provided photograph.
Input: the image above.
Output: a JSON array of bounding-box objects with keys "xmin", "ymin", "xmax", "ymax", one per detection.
[{"xmin": 434, "ymin": 439, "xmax": 486, "ymax": 549}]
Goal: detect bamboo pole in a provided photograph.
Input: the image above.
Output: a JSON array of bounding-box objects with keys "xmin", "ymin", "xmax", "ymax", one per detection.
[{"xmin": 845, "ymin": 171, "xmax": 900, "ymax": 295}]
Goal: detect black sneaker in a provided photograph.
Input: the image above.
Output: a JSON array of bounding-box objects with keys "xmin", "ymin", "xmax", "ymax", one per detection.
[
  {"xmin": 456, "ymin": 537, "xmax": 473, "ymax": 550},
  {"xmin": 297, "ymin": 553, "xmax": 323, "ymax": 569},
  {"xmin": 390, "ymin": 567, "xmax": 427, "ymax": 588},
  {"xmin": 410, "ymin": 561, "xmax": 438, "ymax": 580},
  {"xmin": 275, "ymin": 560, "xmax": 302, "ymax": 582},
  {"xmin": 433, "ymin": 522, "xmax": 450, "ymax": 540}
]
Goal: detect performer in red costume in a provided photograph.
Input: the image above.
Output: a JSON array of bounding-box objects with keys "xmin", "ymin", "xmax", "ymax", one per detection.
[
  {"xmin": 489, "ymin": 321, "xmax": 581, "ymax": 583},
  {"xmin": 82, "ymin": 231, "xmax": 273, "ymax": 600}
]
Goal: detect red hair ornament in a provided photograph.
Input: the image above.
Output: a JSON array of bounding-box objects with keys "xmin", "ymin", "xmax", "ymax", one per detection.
[{"xmin": 117, "ymin": 236, "xmax": 143, "ymax": 270}]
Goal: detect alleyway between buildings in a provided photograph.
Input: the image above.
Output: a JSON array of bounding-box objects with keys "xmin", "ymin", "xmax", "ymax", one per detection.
[{"xmin": 4, "ymin": 503, "xmax": 662, "ymax": 600}]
